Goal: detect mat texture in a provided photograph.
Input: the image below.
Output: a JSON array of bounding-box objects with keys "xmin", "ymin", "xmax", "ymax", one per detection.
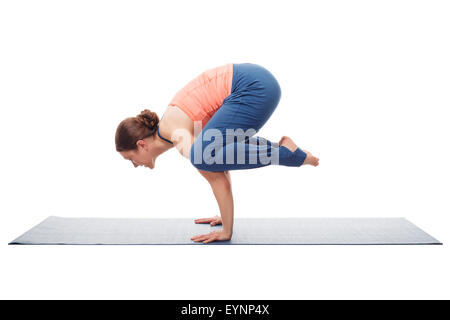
[{"xmin": 9, "ymin": 216, "xmax": 441, "ymax": 245}]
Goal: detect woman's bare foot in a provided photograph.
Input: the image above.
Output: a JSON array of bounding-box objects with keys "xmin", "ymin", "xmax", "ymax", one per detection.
[
  {"xmin": 302, "ymin": 149, "xmax": 320, "ymax": 166},
  {"xmin": 279, "ymin": 136, "xmax": 319, "ymax": 167}
]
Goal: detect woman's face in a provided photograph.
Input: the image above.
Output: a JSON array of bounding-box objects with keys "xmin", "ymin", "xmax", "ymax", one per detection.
[{"xmin": 119, "ymin": 138, "xmax": 156, "ymax": 169}]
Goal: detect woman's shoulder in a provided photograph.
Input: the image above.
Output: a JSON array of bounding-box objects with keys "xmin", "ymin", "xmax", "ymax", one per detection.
[
  {"xmin": 160, "ymin": 105, "xmax": 194, "ymax": 140},
  {"xmin": 164, "ymin": 105, "xmax": 193, "ymax": 127}
]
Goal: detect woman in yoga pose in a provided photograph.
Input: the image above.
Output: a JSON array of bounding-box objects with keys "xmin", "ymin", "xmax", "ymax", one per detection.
[{"xmin": 115, "ymin": 63, "xmax": 319, "ymax": 244}]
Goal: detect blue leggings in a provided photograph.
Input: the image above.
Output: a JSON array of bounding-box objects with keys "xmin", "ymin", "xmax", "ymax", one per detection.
[{"xmin": 189, "ymin": 63, "xmax": 307, "ymax": 172}]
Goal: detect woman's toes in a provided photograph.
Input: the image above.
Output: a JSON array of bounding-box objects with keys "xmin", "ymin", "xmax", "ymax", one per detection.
[
  {"xmin": 303, "ymin": 151, "xmax": 319, "ymax": 166},
  {"xmin": 313, "ymin": 156, "xmax": 319, "ymax": 166}
]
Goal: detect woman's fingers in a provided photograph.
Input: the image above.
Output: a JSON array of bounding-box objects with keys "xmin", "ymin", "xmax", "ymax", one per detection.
[
  {"xmin": 195, "ymin": 216, "xmax": 221, "ymax": 224},
  {"xmin": 191, "ymin": 234, "xmax": 207, "ymax": 240},
  {"xmin": 190, "ymin": 233, "xmax": 205, "ymax": 240},
  {"xmin": 194, "ymin": 218, "xmax": 213, "ymax": 224},
  {"xmin": 202, "ymin": 234, "xmax": 218, "ymax": 244},
  {"xmin": 191, "ymin": 232, "xmax": 213, "ymax": 241},
  {"xmin": 191, "ymin": 230, "xmax": 230, "ymax": 244},
  {"xmin": 211, "ymin": 216, "xmax": 222, "ymax": 226},
  {"xmin": 191, "ymin": 231, "xmax": 220, "ymax": 243}
]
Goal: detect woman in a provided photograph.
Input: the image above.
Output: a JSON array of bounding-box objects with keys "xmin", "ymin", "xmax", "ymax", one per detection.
[{"xmin": 115, "ymin": 63, "xmax": 319, "ymax": 244}]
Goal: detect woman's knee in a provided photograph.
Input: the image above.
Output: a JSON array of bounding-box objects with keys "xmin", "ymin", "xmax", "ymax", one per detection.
[
  {"xmin": 189, "ymin": 139, "xmax": 209, "ymax": 170},
  {"xmin": 189, "ymin": 141, "xmax": 200, "ymax": 168},
  {"xmin": 190, "ymin": 138, "xmax": 224, "ymax": 171}
]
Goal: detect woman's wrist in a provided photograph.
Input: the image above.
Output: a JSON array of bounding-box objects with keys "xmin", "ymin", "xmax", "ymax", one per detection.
[{"xmin": 222, "ymin": 228, "xmax": 233, "ymax": 237}]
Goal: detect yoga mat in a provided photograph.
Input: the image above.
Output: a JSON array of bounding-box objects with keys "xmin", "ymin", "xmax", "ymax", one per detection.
[{"xmin": 9, "ymin": 216, "xmax": 441, "ymax": 245}]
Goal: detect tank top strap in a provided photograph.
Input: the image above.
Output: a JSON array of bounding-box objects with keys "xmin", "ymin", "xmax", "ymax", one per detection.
[{"xmin": 157, "ymin": 124, "xmax": 174, "ymax": 144}]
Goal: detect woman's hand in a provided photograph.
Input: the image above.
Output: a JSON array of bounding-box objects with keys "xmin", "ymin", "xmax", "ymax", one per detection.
[
  {"xmin": 194, "ymin": 215, "xmax": 222, "ymax": 226},
  {"xmin": 191, "ymin": 229, "xmax": 232, "ymax": 244}
]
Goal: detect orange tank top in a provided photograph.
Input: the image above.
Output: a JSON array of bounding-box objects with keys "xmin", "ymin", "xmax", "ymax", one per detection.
[{"xmin": 168, "ymin": 63, "xmax": 233, "ymax": 129}]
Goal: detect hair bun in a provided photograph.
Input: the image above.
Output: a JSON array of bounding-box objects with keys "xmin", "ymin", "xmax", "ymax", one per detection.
[{"xmin": 136, "ymin": 109, "xmax": 159, "ymax": 130}]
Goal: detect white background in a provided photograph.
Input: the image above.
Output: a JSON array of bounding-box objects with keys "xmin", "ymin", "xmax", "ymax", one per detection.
[{"xmin": 1, "ymin": 0, "xmax": 449, "ymax": 299}]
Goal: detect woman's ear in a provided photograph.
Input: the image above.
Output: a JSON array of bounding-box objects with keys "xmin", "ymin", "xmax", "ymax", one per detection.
[{"xmin": 136, "ymin": 139, "xmax": 146, "ymax": 150}]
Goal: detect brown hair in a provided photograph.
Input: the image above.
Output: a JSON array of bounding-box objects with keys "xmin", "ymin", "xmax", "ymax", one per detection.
[{"xmin": 115, "ymin": 109, "xmax": 160, "ymax": 152}]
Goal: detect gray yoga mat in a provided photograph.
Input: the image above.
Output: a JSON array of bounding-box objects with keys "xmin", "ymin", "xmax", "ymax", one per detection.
[{"xmin": 9, "ymin": 216, "xmax": 441, "ymax": 245}]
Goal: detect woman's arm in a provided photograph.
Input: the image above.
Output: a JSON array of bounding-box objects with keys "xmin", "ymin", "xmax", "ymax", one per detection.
[
  {"xmin": 191, "ymin": 169, "xmax": 234, "ymax": 243},
  {"xmin": 199, "ymin": 170, "xmax": 233, "ymax": 234},
  {"xmin": 169, "ymin": 123, "xmax": 234, "ymax": 243}
]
